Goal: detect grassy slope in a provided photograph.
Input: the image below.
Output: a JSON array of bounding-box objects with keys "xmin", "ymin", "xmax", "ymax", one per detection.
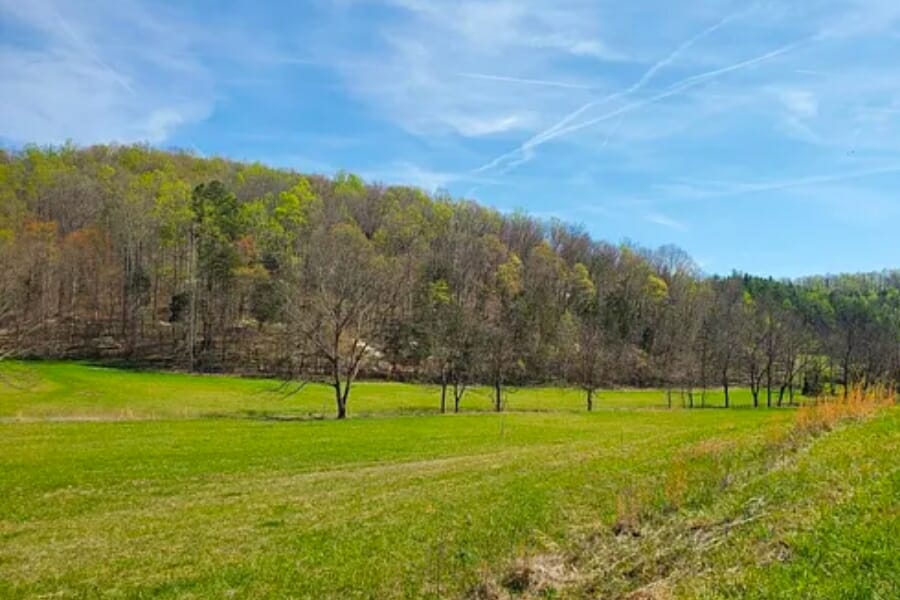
[
  {"xmin": 0, "ymin": 362, "xmax": 894, "ymax": 599},
  {"xmin": 523, "ymin": 410, "xmax": 899, "ymax": 600},
  {"xmin": 685, "ymin": 409, "xmax": 900, "ymax": 599}
]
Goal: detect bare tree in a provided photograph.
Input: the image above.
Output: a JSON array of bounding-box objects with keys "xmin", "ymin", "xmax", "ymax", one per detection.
[
  {"xmin": 560, "ymin": 263, "xmax": 603, "ymax": 410},
  {"xmin": 287, "ymin": 222, "xmax": 395, "ymax": 419},
  {"xmin": 0, "ymin": 269, "xmax": 13, "ymax": 362},
  {"xmin": 424, "ymin": 284, "xmax": 480, "ymax": 414},
  {"xmin": 741, "ymin": 295, "xmax": 768, "ymax": 408},
  {"xmin": 0, "ymin": 239, "xmax": 36, "ymax": 387},
  {"xmin": 709, "ymin": 278, "xmax": 744, "ymax": 408},
  {"xmin": 777, "ymin": 311, "xmax": 813, "ymax": 406},
  {"xmin": 481, "ymin": 241, "xmax": 526, "ymax": 412}
]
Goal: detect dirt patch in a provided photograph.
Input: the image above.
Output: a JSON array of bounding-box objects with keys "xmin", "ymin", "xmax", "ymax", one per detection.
[{"xmin": 467, "ymin": 553, "xmax": 574, "ymax": 599}]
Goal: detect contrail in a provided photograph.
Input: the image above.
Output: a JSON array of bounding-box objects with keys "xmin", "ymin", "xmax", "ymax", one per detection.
[
  {"xmin": 47, "ymin": 2, "xmax": 136, "ymax": 95},
  {"xmin": 537, "ymin": 36, "xmax": 813, "ymax": 146},
  {"xmin": 484, "ymin": 35, "xmax": 813, "ymax": 174},
  {"xmin": 687, "ymin": 163, "xmax": 900, "ymax": 197},
  {"xmin": 538, "ymin": 8, "xmax": 752, "ymax": 141},
  {"xmin": 474, "ymin": 7, "xmax": 754, "ymax": 174},
  {"xmin": 457, "ymin": 72, "xmax": 594, "ymax": 90}
]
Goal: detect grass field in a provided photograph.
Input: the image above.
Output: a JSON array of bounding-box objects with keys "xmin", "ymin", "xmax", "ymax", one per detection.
[
  {"xmin": 0, "ymin": 361, "xmax": 771, "ymax": 421},
  {"xmin": 0, "ymin": 362, "xmax": 897, "ymax": 598}
]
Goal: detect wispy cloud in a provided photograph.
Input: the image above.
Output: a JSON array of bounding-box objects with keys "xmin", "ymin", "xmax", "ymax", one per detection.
[
  {"xmin": 645, "ymin": 212, "xmax": 688, "ymax": 231},
  {"xmin": 667, "ymin": 164, "xmax": 900, "ymax": 199},
  {"xmin": 0, "ymin": 0, "xmax": 213, "ymax": 144},
  {"xmin": 315, "ymin": 0, "xmax": 626, "ymax": 138},
  {"xmin": 361, "ymin": 161, "xmax": 497, "ymax": 192},
  {"xmin": 479, "ymin": 35, "xmax": 815, "ymax": 175},
  {"xmin": 456, "ymin": 72, "xmax": 594, "ymax": 90},
  {"xmin": 6, "ymin": 0, "xmax": 900, "ymax": 276},
  {"xmin": 473, "ymin": 6, "xmax": 760, "ymax": 174},
  {"xmin": 777, "ymin": 89, "xmax": 818, "ymax": 118}
]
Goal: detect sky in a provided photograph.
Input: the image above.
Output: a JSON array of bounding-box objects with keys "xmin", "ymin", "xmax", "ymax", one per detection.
[{"xmin": 2, "ymin": 0, "xmax": 900, "ymax": 277}]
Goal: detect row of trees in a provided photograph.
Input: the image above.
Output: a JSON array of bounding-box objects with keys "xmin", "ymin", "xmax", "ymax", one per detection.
[{"xmin": 1, "ymin": 144, "xmax": 899, "ymax": 417}]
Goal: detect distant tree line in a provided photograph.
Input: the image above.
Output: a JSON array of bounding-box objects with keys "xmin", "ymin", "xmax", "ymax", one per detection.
[{"xmin": 1, "ymin": 144, "xmax": 899, "ymax": 417}]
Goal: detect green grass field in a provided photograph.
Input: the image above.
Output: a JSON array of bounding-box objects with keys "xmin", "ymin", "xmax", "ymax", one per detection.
[
  {"xmin": 0, "ymin": 362, "xmax": 896, "ymax": 598},
  {"xmin": 0, "ymin": 361, "xmax": 771, "ymax": 421}
]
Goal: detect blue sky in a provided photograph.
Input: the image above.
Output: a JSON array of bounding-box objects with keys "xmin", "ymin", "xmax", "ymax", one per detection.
[{"xmin": 3, "ymin": 0, "xmax": 900, "ymax": 277}]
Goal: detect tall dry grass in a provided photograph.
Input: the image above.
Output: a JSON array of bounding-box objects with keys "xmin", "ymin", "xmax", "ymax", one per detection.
[{"xmin": 794, "ymin": 384, "xmax": 895, "ymax": 436}]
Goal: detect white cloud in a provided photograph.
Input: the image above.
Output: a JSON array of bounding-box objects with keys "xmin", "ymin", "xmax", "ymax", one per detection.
[
  {"xmin": 456, "ymin": 72, "xmax": 594, "ymax": 90},
  {"xmin": 663, "ymin": 163, "xmax": 900, "ymax": 199},
  {"xmin": 818, "ymin": 0, "xmax": 900, "ymax": 38},
  {"xmin": 645, "ymin": 212, "xmax": 688, "ymax": 231},
  {"xmin": 778, "ymin": 89, "xmax": 818, "ymax": 118},
  {"xmin": 0, "ymin": 0, "xmax": 214, "ymax": 145},
  {"xmin": 360, "ymin": 161, "xmax": 497, "ymax": 192},
  {"xmin": 448, "ymin": 113, "xmax": 535, "ymax": 137},
  {"xmin": 475, "ymin": 35, "xmax": 814, "ymax": 175},
  {"xmin": 315, "ymin": 0, "xmax": 627, "ymax": 138},
  {"xmin": 547, "ymin": 39, "xmax": 628, "ymax": 62}
]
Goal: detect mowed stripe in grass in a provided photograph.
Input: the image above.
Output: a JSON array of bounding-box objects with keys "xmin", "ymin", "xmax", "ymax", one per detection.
[{"xmin": 0, "ymin": 408, "xmax": 787, "ymax": 598}]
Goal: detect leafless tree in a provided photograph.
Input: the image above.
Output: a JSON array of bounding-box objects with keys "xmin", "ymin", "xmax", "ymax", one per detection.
[{"xmin": 286, "ymin": 222, "xmax": 395, "ymax": 418}]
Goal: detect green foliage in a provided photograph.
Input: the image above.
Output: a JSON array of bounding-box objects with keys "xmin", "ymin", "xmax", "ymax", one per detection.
[
  {"xmin": 154, "ymin": 176, "xmax": 193, "ymax": 246},
  {"xmin": 0, "ymin": 143, "xmax": 898, "ymax": 397},
  {"xmin": 428, "ymin": 279, "xmax": 452, "ymax": 306},
  {"xmin": 275, "ymin": 178, "xmax": 315, "ymax": 230},
  {"xmin": 192, "ymin": 180, "xmax": 243, "ymax": 283},
  {"xmin": 645, "ymin": 273, "xmax": 669, "ymax": 302},
  {"xmin": 333, "ymin": 170, "xmax": 366, "ymax": 197},
  {"xmin": 497, "ymin": 253, "xmax": 524, "ymax": 298},
  {"xmin": 569, "ymin": 262, "xmax": 596, "ymax": 308}
]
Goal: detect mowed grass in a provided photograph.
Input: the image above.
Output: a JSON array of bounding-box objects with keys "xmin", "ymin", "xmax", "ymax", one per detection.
[
  {"xmin": 0, "ymin": 362, "xmax": 895, "ymax": 598},
  {"xmin": 0, "ymin": 361, "xmax": 767, "ymax": 421}
]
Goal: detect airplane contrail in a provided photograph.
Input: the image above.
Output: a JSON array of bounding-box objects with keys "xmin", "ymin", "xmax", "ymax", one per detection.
[
  {"xmin": 533, "ymin": 7, "xmax": 754, "ymax": 144},
  {"xmin": 47, "ymin": 3, "xmax": 136, "ymax": 96},
  {"xmin": 685, "ymin": 163, "xmax": 900, "ymax": 197},
  {"xmin": 456, "ymin": 72, "xmax": 595, "ymax": 90},
  {"xmin": 473, "ymin": 7, "xmax": 754, "ymax": 174},
  {"xmin": 536, "ymin": 36, "xmax": 813, "ymax": 146},
  {"xmin": 472, "ymin": 6, "xmax": 818, "ymax": 176}
]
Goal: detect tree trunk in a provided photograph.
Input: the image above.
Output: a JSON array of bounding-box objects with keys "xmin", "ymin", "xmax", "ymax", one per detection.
[
  {"xmin": 494, "ymin": 379, "xmax": 502, "ymax": 412},
  {"xmin": 722, "ymin": 367, "xmax": 730, "ymax": 409},
  {"xmin": 333, "ymin": 361, "xmax": 347, "ymax": 419},
  {"xmin": 842, "ymin": 351, "xmax": 852, "ymax": 399},
  {"xmin": 334, "ymin": 383, "xmax": 347, "ymax": 419},
  {"xmin": 825, "ymin": 357, "xmax": 834, "ymax": 396},
  {"xmin": 586, "ymin": 388, "xmax": 594, "ymax": 412}
]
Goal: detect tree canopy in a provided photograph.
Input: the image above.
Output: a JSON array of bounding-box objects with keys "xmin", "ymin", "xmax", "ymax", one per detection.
[{"xmin": 1, "ymin": 144, "xmax": 898, "ymax": 416}]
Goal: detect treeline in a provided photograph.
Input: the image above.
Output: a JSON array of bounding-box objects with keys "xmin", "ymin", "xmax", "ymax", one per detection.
[{"xmin": 1, "ymin": 144, "xmax": 899, "ymax": 416}]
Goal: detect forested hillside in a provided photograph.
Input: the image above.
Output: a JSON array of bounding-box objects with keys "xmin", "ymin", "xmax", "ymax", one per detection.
[{"xmin": 1, "ymin": 144, "xmax": 899, "ymax": 415}]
